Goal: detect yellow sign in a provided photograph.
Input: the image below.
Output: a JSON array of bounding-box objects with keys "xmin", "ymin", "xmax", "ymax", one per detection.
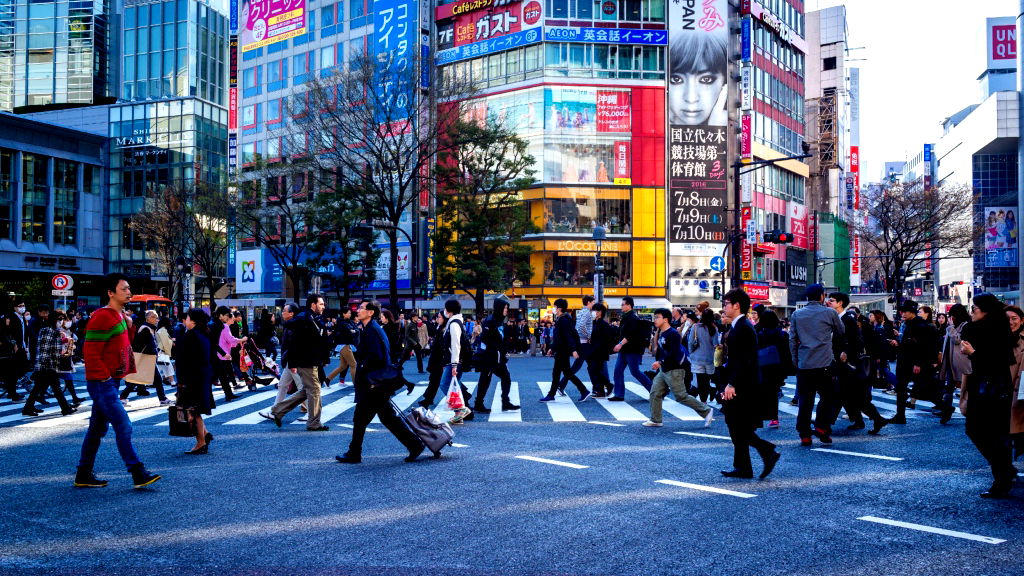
[
  {"xmin": 742, "ymin": 271, "xmax": 752, "ymax": 280},
  {"xmin": 554, "ymin": 240, "xmax": 623, "ymax": 252},
  {"xmin": 613, "ymin": 177, "xmax": 632, "ymax": 185}
]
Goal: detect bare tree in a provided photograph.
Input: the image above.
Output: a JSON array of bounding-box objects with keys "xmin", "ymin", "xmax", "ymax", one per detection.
[
  {"xmin": 853, "ymin": 183, "xmax": 975, "ymax": 305},
  {"xmin": 290, "ymin": 52, "xmax": 473, "ymax": 307},
  {"xmin": 130, "ymin": 188, "xmax": 189, "ymax": 300},
  {"xmin": 303, "ymin": 188, "xmax": 381, "ymax": 304},
  {"xmin": 186, "ymin": 185, "xmax": 232, "ymax": 310},
  {"xmin": 433, "ymin": 119, "xmax": 538, "ymax": 312}
]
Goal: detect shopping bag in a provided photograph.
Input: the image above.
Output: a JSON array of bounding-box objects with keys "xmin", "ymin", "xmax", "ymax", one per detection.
[
  {"xmin": 446, "ymin": 379, "xmax": 465, "ymax": 411},
  {"xmin": 167, "ymin": 405, "xmax": 194, "ymax": 437},
  {"xmin": 125, "ymin": 353, "xmax": 157, "ymax": 385}
]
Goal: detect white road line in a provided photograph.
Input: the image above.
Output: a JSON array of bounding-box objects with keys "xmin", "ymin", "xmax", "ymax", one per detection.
[
  {"xmin": 155, "ymin": 388, "xmax": 285, "ymax": 426},
  {"xmin": 655, "ymin": 479, "xmax": 757, "ymax": 499},
  {"xmin": 812, "ymin": 448, "xmax": 904, "ymax": 461},
  {"xmin": 284, "ymin": 386, "xmax": 349, "ymax": 425},
  {"xmin": 536, "ymin": 382, "xmax": 586, "ymax": 421},
  {"xmin": 857, "ymin": 516, "xmax": 1005, "ymax": 544},
  {"xmin": 17, "ymin": 400, "xmax": 96, "ymax": 428},
  {"xmin": 451, "ymin": 443, "xmax": 470, "ymax": 448},
  {"xmin": 487, "ymin": 381, "xmax": 522, "ymax": 422},
  {"xmin": 334, "ymin": 423, "xmax": 379, "ymax": 432},
  {"xmin": 515, "ymin": 455, "xmax": 589, "ymax": 469},
  {"xmin": 675, "ymin": 431, "xmax": 731, "ymax": 440},
  {"xmin": 625, "ymin": 382, "xmax": 703, "ymax": 421},
  {"xmin": 592, "ymin": 382, "xmax": 647, "ymax": 421},
  {"xmin": 588, "ymin": 421, "xmax": 625, "ymax": 427}
]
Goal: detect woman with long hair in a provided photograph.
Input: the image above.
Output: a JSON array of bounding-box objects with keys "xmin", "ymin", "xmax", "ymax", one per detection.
[
  {"xmin": 959, "ymin": 293, "xmax": 1017, "ymax": 498},
  {"xmin": 380, "ymin": 309, "xmax": 404, "ymax": 367},
  {"xmin": 176, "ymin": 308, "xmax": 215, "ymax": 454},
  {"xmin": 755, "ymin": 310, "xmax": 793, "ymax": 428},
  {"xmin": 688, "ymin": 309, "xmax": 720, "ymax": 403},
  {"xmin": 1006, "ymin": 305, "xmax": 1024, "ymax": 460},
  {"xmin": 211, "ymin": 306, "xmax": 243, "ymax": 401}
]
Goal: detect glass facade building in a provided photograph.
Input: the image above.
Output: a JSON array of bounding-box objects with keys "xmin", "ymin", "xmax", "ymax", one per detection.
[{"xmin": 0, "ymin": 0, "xmax": 118, "ymax": 112}]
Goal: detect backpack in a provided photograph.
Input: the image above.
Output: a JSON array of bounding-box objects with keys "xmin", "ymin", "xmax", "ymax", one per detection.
[
  {"xmin": 445, "ymin": 319, "xmax": 474, "ymax": 372},
  {"xmin": 637, "ymin": 318, "xmax": 654, "ymax": 348}
]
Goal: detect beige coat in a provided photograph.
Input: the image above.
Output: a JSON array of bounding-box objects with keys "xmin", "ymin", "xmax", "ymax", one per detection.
[{"xmin": 1011, "ymin": 330, "xmax": 1024, "ymax": 435}]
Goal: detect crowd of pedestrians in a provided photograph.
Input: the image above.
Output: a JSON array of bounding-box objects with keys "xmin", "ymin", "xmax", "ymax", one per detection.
[{"xmin": 2, "ymin": 274, "xmax": 1021, "ymax": 498}]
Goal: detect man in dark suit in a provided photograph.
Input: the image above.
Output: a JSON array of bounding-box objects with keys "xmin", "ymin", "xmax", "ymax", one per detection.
[
  {"xmin": 829, "ymin": 292, "xmax": 888, "ymax": 434},
  {"xmin": 3, "ymin": 299, "xmax": 29, "ymax": 400},
  {"xmin": 540, "ymin": 298, "xmax": 591, "ymax": 402},
  {"xmin": 720, "ymin": 289, "xmax": 780, "ymax": 480},
  {"xmin": 336, "ymin": 300, "xmax": 424, "ymax": 464}
]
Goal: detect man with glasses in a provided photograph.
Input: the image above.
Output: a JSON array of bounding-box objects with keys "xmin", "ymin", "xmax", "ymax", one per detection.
[
  {"xmin": 719, "ymin": 289, "xmax": 780, "ymax": 479},
  {"xmin": 336, "ymin": 300, "xmax": 424, "ymax": 464},
  {"xmin": 789, "ymin": 284, "xmax": 845, "ymax": 446}
]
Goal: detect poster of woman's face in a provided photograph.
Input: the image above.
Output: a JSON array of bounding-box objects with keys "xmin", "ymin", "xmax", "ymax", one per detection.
[{"xmin": 668, "ymin": 32, "xmax": 728, "ymax": 126}]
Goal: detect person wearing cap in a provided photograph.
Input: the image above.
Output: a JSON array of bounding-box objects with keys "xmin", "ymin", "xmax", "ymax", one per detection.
[
  {"xmin": 959, "ymin": 293, "xmax": 1017, "ymax": 498},
  {"xmin": 893, "ymin": 300, "xmax": 940, "ymax": 425},
  {"xmin": 788, "ymin": 284, "xmax": 844, "ymax": 446}
]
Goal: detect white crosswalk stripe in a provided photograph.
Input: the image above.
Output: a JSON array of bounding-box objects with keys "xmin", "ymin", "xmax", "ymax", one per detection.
[
  {"xmin": 536, "ymin": 382, "xmax": 586, "ymax": 421},
  {"xmin": 487, "ymin": 381, "xmax": 522, "ymax": 422}
]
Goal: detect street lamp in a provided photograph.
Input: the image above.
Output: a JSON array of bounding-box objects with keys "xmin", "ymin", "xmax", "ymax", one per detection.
[
  {"xmin": 174, "ymin": 256, "xmax": 188, "ymax": 313},
  {"xmin": 592, "ymin": 225, "xmax": 606, "ymax": 304}
]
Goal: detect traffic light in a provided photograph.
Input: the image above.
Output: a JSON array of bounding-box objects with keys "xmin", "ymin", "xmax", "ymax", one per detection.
[
  {"xmin": 713, "ymin": 284, "xmax": 722, "ymax": 300},
  {"xmin": 762, "ymin": 230, "xmax": 792, "ymax": 243}
]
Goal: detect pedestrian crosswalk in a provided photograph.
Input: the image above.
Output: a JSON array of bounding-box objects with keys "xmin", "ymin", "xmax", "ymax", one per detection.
[{"xmin": 0, "ymin": 376, "xmax": 964, "ymax": 429}]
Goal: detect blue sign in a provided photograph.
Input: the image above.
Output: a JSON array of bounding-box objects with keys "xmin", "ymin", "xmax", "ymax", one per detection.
[
  {"xmin": 373, "ymin": 0, "xmax": 417, "ymax": 121},
  {"xmin": 698, "ymin": 280, "xmax": 710, "ymax": 291},
  {"xmin": 543, "ymin": 27, "xmax": 667, "ymax": 45},
  {"xmin": 740, "ymin": 18, "xmax": 751, "ymax": 61},
  {"xmin": 436, "ymin": 28, "xmax": 542, "ymax": 65},
  {"xmin": 923, "ymin": 143, "xmax": 932, "ymax": 162},
  {"xmin": 230, "ymin": 0, "xmax": 238, "ymax": 34},
  {"xmin": 709, "ymin": 256, "xmax": 726, "ymax": 271},
  {"xmin": 420, "ymin": 38, "xmax": 431, "ymax": 88}
]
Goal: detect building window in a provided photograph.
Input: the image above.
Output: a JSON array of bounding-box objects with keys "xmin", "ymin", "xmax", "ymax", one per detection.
[
  {"xmin": 542, "ymin": 252, "xmax": 632, "ymax": 286},
  {"xmin": 542, "ymin": 195, "xmax": 631, "ymax": 234},
  {"xmin": 0, "ymin": 149, "xmax": 12, "ymax": 241},
  {"xmin": 122, "ymin": 217, "xmax": 144, "ymax": 250},
  {"xmin": 22, "ymin": 154, "xmax": 48, "ymax": 244},
  {"xmin": 822, "ymin": 56, "xmax": 836, "ymax": 71}
]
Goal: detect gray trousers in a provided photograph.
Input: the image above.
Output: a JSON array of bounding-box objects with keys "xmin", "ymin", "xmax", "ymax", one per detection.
[
  {"xmin": 271, "ymin": 367, "xmax": 321, "ymax": 429},
  {"xmin": 649, "ymin": 369, "xmax": 710, "ymax": 423}
]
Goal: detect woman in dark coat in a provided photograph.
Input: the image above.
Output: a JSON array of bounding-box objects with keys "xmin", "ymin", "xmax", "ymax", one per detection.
[
  {"xmin": 959, "ymin": 293, "xmax": 1017, "ymax": 498},
  {"xmin": 755, "ymin": 310, "xmax": 793, "ymax": 428},
  {"xmin": 176, "ymin": 308, "xmax": 215, "ymax": 455},
  {"xmin": 380, "ymin": 309, "xmax": 405, "ymax": 367}
]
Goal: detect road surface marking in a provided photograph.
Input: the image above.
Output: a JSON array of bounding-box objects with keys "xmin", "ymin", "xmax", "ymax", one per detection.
[
  {"xmin": 675, "ymin": 431, "xmax": 731, "ymax": 440},
  {"xmin": 487, "ymin": 382, "xmax": 522, "ymax": 422},
  {"xmin": 536, "ymin": 383, "xmax": 587, "ymax": 421},
  {"xmin": 515, "ymin": 455, "xmax": 589, "ymax": 469},
  {"xmin": 655, "ymin": 479, "xmax": 757, "ymax": 499},
  {"xmin": 588, "ymin": 421, "xmax": 625, "ymax": 427},
  {"xmin": 812, "ymin": 448, "xmax": 903, "ymax": 461},
  {"xmin": 857, "ymin": 516, "xmax": 1004, "ymax": 544}
]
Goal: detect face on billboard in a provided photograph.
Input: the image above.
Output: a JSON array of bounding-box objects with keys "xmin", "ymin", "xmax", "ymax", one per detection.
[{"xmin": 668, "ymin": 70, "xmax": 726, "ymax": 125}]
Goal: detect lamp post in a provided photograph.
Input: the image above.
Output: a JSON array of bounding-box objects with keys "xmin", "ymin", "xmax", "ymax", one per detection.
[
  {"xmin": 593, "ymin": 225, "xmax": 606, "ymax": 304},
  {"xmin": 174, "ymin": 256, "xmax": 188, "ymax": 313}
]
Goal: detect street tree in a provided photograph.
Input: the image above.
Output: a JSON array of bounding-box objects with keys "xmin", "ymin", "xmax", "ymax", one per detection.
[
  {"xmin": 303, "ymin": 189, "xmax": 381, "ymax": 304},
  {"xmin": 129, "ymin": 187, "xmax": 190, "ymax": 301},
  {"xmin": 185, "ymin": 185, "xmax": 232, "ymax": 310},
  {"xmin": 853, "ymin": 182, "xmax": 975, "ymax": 305},
  {"xmin": 234, "ymin": 161, "xmax": 315, "ymax": 300},
  {"xmin": 291, "ymin": 51, "xmax": 473, "ymax": 306},
  {"xmin": 433, "ymin": 119, "xmax": 538, "ymax": 312}
]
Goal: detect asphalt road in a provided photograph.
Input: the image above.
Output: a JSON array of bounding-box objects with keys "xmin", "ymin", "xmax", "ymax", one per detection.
[{"xmin": 1, "ymin": 354, "xmax": 1022, "ymax": 576}]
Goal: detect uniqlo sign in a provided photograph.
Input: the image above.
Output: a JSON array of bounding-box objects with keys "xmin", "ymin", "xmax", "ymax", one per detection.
[{"xmin": 992, "ymin": 25, "xmax": 1016, "ymax": 60}]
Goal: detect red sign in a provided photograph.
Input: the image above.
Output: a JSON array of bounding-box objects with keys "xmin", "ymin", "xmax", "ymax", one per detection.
[
  {"xmin": 450, "ymin": 1, "xmax": 540, "ymax": 47},
  {"xmin": 614, "ymin": 141, "xmax": 631, "ymax": 180},
  {"xmin": 523, "ymin": 0, "xmax": 541, "ymax": 25},
  {"xmin": 741, "ymin": 207, "xmax": 753, "ymax": 280},
  {"xmin": 596, "ymin": 90, "xmax": 631, "ymax": 132},
  {"xmin": 602, "ymin": 0, "xmax": 616, "ymax": 14},
  {"xmin": 740, "ymin": 114, "xmax": 752, "ymax": 159},
  {"xmin": 789, "ymin": 202, "xmax": 809, "ymax": 249},
  {"xmin": 849, "ymin": 145, "xmax": 859, "ymax": 171},
  {"xmin": 436, "ymin": 0, "xmax": 494, "ymax": 20},
  {"xmin": 850, "ymin": 145, "xmax": 860, "ymax": 209},
  {"xmin": 229, "ymin": 88, "xmax": 238, "ymax": 130},
  {"xmin": 744, "ymin": 283, "xmax": 770, "ymax": 301},
  {"xmin": 992, "ymin": 24, "xmax": 1017, "ymax": 60},
  {"xmin": 851, "ymin": 236, "xmax": 860, "ymax": 275}
]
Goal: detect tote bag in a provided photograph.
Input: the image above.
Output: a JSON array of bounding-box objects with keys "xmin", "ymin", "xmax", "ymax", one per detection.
[{"xmin": 125, "ymin": 353, "xmax": 157, "ymax": 385}]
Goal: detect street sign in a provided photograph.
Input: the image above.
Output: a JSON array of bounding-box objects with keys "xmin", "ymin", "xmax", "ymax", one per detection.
[
  {"xmin": 709, "ymin": 256, "xmax": 726, "ymax": 271},
  {"xmin": 52, "ymin": 289, "xmax": 73, "ymax": 296},
  {"xmin": 52, "ymin": 274, "xmax": 73, "ymax": 290},
  {"xmin": 698, "ymin": 280, "xmax": 710, "ymax": 291}
]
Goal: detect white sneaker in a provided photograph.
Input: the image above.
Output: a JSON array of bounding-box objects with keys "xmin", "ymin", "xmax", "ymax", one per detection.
[
  {"xmin": 159, "ymin": 399, "xmax": 173, "ymax": 406},
  {"xmin": 642, "ymin": 420, "xmax": 663, "ymax": 427},
  {"xmin": 120, "ymin": 399, "xmax": 131, "ymax": 407},
  {"xmin": 704, "ymin": 408, "xmax": 714, "ymax": 428}
]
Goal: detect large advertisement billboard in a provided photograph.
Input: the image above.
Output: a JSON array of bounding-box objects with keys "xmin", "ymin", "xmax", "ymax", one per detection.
[
  {"xmin": 667, "ymin": 0, "xmax": 729, "ymax": 249},
  {"xmin": 235, "ymin": 249, "xmax": 284, "ymax": 294},
  {"xmin": 435, "ymin": 0, "xmax": 542, "ymax": 63},
  {"xmin": 984, "ymin": 206, "xmax": 1019, "ymax": 268},
  {"xmin": 374, "ymin": 0, "xmax": 418, "ymax": 122},
  {"xmin": 987, "ymin": 17, "xmax": 1017, "ymax": 71},
  {"xmin": 239, "ymin": 0, "xmax": 307, "ymax": 52}
]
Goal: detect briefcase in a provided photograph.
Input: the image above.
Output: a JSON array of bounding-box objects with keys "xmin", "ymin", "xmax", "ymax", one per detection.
[{"xmin": 167, "ymin": 405, "xmax": 194, "ymax": 437}]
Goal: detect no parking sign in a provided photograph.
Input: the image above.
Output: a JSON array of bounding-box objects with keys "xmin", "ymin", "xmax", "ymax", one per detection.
[{"xmin": 52, "ymin": 274, "xmax": 74, "ymax": 291}]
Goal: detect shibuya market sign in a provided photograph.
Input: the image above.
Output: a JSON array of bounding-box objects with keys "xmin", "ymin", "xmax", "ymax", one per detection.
[{"xmin": 113, "ymin": 132, "xmax": 190, "ymax": 148}]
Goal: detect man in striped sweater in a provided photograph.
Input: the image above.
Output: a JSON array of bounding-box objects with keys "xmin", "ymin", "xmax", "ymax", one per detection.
[{"xmin": 74, "ymin": 273, "xmax": 161, "ymax": 489}]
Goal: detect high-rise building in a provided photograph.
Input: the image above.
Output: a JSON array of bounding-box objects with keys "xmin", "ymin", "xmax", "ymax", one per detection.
[{"xmin": 0, "ymin": 0, "xmax": 119, "ymax": 113}]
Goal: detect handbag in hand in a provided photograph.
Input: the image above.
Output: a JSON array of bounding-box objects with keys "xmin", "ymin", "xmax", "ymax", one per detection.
[
  {"xmin": 167, "ymin": 405, "xmax": 195, "ymax": 437},
  {"xmin": 367, "ymin": 365, "xmax": 414, "ymax": 396}
]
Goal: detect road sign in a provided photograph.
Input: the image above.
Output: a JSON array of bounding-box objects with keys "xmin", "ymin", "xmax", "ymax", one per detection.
[
  {"xmin": 709, "ymin": 256, "xmax": 726, "ymax": 271},
  {"xmin": 52, "ymin": 274, "xmax": 73, "ymax": 290},
  {"xmin": 698, "ymin": 280, "xmax": 709, "ymax": 291},
  {"xmin": 52, "ymin": 289, "xmax": 73, "ymax": 296}
]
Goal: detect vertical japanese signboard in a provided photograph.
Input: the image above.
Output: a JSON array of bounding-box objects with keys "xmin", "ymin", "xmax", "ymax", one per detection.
[
  {"xmin": 667, "ymin": 0, "xmax": 729, "ymax": 248},
  {"xmin": 375, "ymin": 0, "xmax": 417, "ymax": 123},
  {"xmin": 239, "ymin": 0, "xmax": 307, "ymax": 52}
]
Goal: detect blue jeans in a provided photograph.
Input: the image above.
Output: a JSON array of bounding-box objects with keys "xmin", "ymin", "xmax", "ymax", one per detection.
[
  {"xmin": 613, "ymin": 353, "xmax": 652, "ymax": 398},
  {"xmin": 78, "ymin": 379, "xmax": 142, "ymax": 471}
]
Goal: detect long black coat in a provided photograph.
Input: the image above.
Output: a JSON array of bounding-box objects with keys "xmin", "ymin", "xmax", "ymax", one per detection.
[
  {"xmin": 723, "ymin": 316, "xmax": 768, "ymax": 426},
  {"xmin": 176, "ymin": 329, "xmax": 215, "ymax": 415},
  {"xmin": 590, "ymin": 318, "xmax": 615, "ymax": 362},
  {"xmin": 354, "ymin": 320, "xmax": 390, "ymax": 403}
]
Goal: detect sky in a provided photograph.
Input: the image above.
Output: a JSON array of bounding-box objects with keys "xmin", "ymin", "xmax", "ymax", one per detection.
[{"xmin": 808, "ymin": 0, "xmax": 1020, "ymax": 181}]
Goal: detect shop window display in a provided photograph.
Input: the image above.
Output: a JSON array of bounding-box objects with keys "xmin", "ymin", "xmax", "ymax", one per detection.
[
  {"xmin": 543, "ymin": 197, "xmax": 631, "ymax": 234},
  {"xmin": 543, "ymin": 252, "xmax": 631, "ymax": 286}
]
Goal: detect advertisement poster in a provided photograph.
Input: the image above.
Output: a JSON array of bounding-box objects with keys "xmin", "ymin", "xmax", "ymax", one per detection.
[
  {"xmin": 667, "ymin": 0, "xmax": 729, "ymax": 245},
  {"xmin": 451, "ymin": 0, "xmax": 541, "ymax": 47},
  {"xmin": 788, "ymin": 202, "xmax": 808, "ymax": 249},
  {"xmin": 435, "ymin": 0, "xmax": 541, "ymax": 61},
  {"xmin": 984, "ymin": 206, "xmax": 1019, "ymax": 267},
  {"xmin": 546, "ymin": 87, "xmax": 631, "ymax": 134},
  {"xmin": 239, "ymin": 0, "xmax": 307, "ymax": 52},
  {"xmin": 374, "ymin": 0, "xmax": 418, "ymax": 122},
  {"xmin": 235, "ymin": 248, "xmax": 283, "ymax": 294}
]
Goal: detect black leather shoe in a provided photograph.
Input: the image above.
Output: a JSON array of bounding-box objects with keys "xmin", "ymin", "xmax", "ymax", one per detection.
[
  {"xmin": 721, "ymin": 469, "xmax": 754, "ymax": 479},
  {"xmin": 889, "ymin": 415, "xmax": 907, "ymax": 425},
  {"xmin": 868, "ymin": 418, "xmax": 890, "ymax": 435},
  {"xmin": 184, "ymin": 444, "xmax": 208, "ymax": 455},
  {"xmin": 405, "ymin": 444, "xmax": 425, "ymax": 462},
  {"xmin": 847, "ymin": 422, "xmax": 865, "ymax": 431},
  {"xmin": 980, "ymin": 484, "xmax": 1012, "ymax": 499},
  {"xmin": 473, "ymin": 406, "xmax": 492, "ymax": 414},
  {"xmin": 336, "ymin": 453, "xmax": 361, "ymax": 464},
  {"xmin": 501, "ymin": 403, "xmax": 520, "ymax": 411},
  {"xmin": 205, "ymin": 432, "xmax": 214, "ymax": 444},
  {"xmin": 759, "ymin": 451, "xmax": 781, "ymax": 480}
]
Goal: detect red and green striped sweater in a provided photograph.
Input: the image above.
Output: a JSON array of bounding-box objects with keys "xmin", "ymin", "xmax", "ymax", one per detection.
[{"xmin": 84, "ymin": 307, "xmax": 136, "ymax": 381}]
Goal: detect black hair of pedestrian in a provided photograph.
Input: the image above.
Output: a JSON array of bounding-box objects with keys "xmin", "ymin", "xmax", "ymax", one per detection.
[
  {"xmin": 621, "ymin": 296, "xmax": 634, "ymax": 307},
  {"xmin": 187, "ymin": 308, "xmax": 211, "ymax": 335},
  {"xmin": 699, "ymin": 308, "xmax": 718, "ymax": 336},
  {"xmin": 898, "ymin": 300, "xmax": 919, "ymax": 314},
  {"xmin": 493, "ymin": 298, "xmax": 510, "ymax": 318},
  {"xmin": 752, "ymin": 303, "xmax": 766, "ymax": 315},
  {"xmin": 381, "ymin": 309, "xmax": 396, "ymax": 324},
  {"xmin": 948, "ymin": 304, "xmax": 970, "ymax": 326},
  {"xmin": 102, "ymin": 273, "xmax": 129, "ymax": 297},
  {"xmin": 284, "ymin": 302, "xmax": 301, "ymax": 315},
  {"xmin": 582, "ymin": 294, "xmax": 595, "ymax": 305},
  {"xmin": 177, "ymin": 311, "xmax": 188, "ymax": 321},
  {"xmin": 1006, "ymin": 306, "xmax": 1024, "ymax": 327},
  {"xmin": 723, "ymin": 288, "xmax": 751, "ymax": 313},
  {"xmin": 653, "ymin": 308, "xmax": 671, "ymax": 320},
  {"xmin": 364, "ymin": 300, "xmax": 382, "ymax": 319},
  {"xmin": 805, "ymin": 283, "xmax": 825, "ymax": 302},
  {"xmin": 973, "ymin": 292, "xmax": 1004, "ymax": 316},
  {"xmin": 36, "ymin": 303, "xmax": 50, "ymax": 313},
  {"xmin": 306, "ymin": 293, "xmax": 324, "ymax": 308},
  {"xmin": 828, "ymin": 292, "xmax": 850, "ymax": 308},
  {"xmin": 553, "ymin": 298, "xmax": 568, "ymax": 311},
  {"xmin": 685, "ymin": 312, "xmax": 698, "ymax": 323},
  {"xmin": 45, "ymin": 310, "xmax": 66, "ymax": 327},
  {"xmin": 444, "ymin": 298, "xmax": 461, "ymax": 315},
  {"xmin": 214, "ymin": 305, "xmax": 232, "ymax": 320},
  {"xmin": 592, "ymin": 302, "xmax": 606, "ymax": 315},
  {"xmin": 759, "ymin": 310, "xmax": 780, "ymax": 331}
]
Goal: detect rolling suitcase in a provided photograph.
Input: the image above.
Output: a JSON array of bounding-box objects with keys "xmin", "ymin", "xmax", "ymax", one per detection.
[{"xmin": 395, "ymin": 401, "xmax": 454, "ymax": 458}]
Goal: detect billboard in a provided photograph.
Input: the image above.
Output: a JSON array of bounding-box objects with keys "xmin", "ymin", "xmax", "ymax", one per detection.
[
  {"xmin": 987, "ymin": 17, "xmax": 1017, "ymax": 70},
  {"xmin": 239, "ymin": 0, "xmax": 307, "ymax": 52},
  {"xmin": 667, "ymin": 0, "xmax": 729, "ymax": 246},
  {"xmin": 450, "ymin": 0, "xmax": 541, "ymax": 47},
  {"xmin": 436, "ymin": 27, "xmax": 541, "ymax": 64},
  {"xmin": 374, "ymin": 0, "xmax": 418, "ymax": 122},
  {"xmin": 984, "ymin": 206, "xmax": 1019, "ymax": 267},
  {"xmin": 235, "ymin": 249, "xmax": 283, "ymax": 294},
  {"xmin": 545, "ymin": 86, "xmax": 631, "ymax": 133},
  {"xmin": 788, "ymin": 201, "xmax": 809, "ymax": 249},
  {"xmin": 544, "ymin": 27, "xmax": 666, "ymax": 45}
]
